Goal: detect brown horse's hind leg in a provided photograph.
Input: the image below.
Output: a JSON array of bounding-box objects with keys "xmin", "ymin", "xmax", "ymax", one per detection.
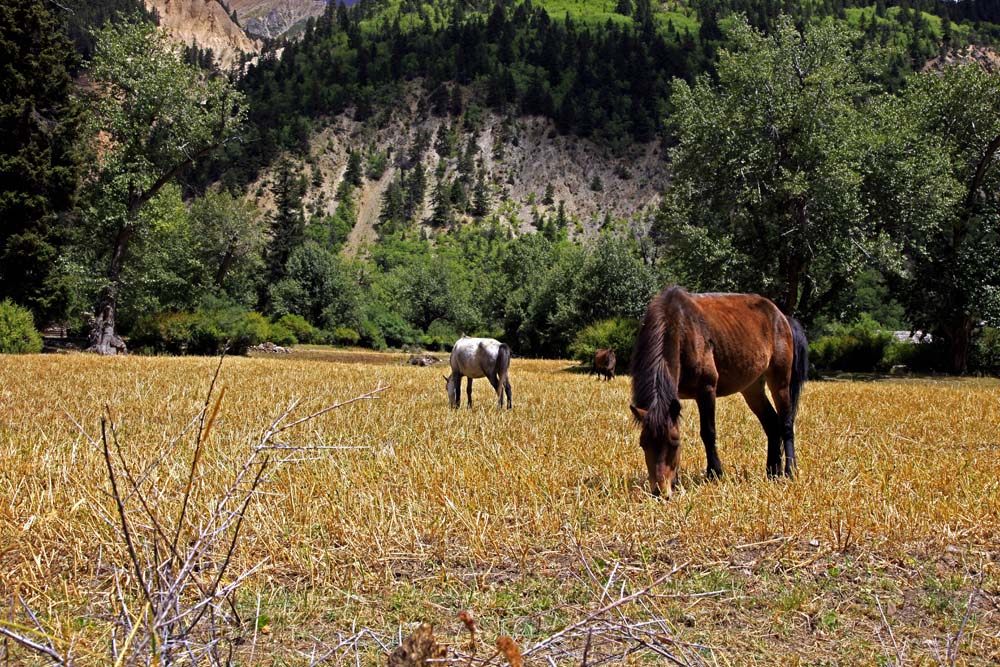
[
  {"xmin": 696, "ymin": 387, "xmax": 723, "ymax": 478},
  {"xmin": 741, "ymin": 379, "xmax": 784, "ymax": 477},
  {"xmin": 766, "ymin": 376, "xmax": 796, "ymax": 478}
]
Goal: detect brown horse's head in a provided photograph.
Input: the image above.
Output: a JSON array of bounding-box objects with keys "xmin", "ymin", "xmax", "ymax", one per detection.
[{"xmin": 630, "ymin": 400, "xmax": 682, "ymax": 499}]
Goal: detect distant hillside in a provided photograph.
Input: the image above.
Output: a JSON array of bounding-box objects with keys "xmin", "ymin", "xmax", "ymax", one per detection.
[
  {"xmin": 147, "ymin": 0, "xmax": 259, "ymax": 66},
  {"xmin": 247, "ymin": 93, "xmax": 666, "ymax": 256},
  {"xmin": 228, "ymin": 0, "xmax": 346, "ymax": 37}
]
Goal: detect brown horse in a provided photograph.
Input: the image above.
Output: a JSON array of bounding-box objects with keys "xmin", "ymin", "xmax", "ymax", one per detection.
[
  {"xmin": 630, "ymin": 286, "xmax": 808, "ymax": 498},
  {"xmin": 593, "ymin": 349, "xmax": 616, "ymax": 380}
]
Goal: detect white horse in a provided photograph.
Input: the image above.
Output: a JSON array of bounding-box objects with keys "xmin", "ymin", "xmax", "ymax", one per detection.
[{"xmin": 444, "ymin": 336, "xmax": 512, "ymax": 409}]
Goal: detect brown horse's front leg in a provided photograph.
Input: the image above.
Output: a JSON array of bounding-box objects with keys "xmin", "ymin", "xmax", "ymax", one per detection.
[{"xmin": 696, "ymin": 388, "xmax": 723, "ymax": 479}]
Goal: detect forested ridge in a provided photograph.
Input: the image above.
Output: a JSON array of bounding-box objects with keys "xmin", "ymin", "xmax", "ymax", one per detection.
[{"xmin": 2, "ymin": 0, "xmax": 1000, "ymax": 373}]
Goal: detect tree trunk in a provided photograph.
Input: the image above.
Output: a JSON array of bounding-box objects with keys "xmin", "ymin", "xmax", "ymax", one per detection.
[
  {"xmin": 214, "ymin": 245, "xmax": 236, "ymax": 287},
  {"xmin": 87, "ymin": 224, "xmax": 134, "ymax": 355},
  {"xmin": 944, "ymin": 316, "xmax": 975, "ymax": 375}
]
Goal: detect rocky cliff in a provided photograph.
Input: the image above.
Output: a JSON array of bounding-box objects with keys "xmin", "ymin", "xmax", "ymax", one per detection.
[
  {"xmin": 146, "ymin": 0, "xmax": 259, "ymax": 67},
  {"xmin": 228, "ymin": 0, "xmax": 330, "ymax": 38}
]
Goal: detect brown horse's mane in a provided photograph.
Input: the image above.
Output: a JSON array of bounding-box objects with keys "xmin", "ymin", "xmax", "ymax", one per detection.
[{"xmin": 630, "ymin": 286, "xmax": 691, "ymax": 437}]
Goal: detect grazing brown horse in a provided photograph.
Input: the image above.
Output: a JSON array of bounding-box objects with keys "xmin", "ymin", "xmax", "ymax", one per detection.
[
  {"xmin": 593, "ymin": 349, "xmax": 617, "ymax": 380},
  {"xmin": 630, "ymin": 286, "xmax": 808, "ymax": 498}
]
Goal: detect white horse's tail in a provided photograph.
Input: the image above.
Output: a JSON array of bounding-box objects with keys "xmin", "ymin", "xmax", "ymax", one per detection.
[{"xmin": 496, "ymin": 343, "xmax": 511, "ymax": 384}]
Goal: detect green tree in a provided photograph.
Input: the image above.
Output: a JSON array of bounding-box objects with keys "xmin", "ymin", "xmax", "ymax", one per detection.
[
  {"xmin": 428, "ymin": 176, "xmax": 454, "ymax": 227},
  {"xmin": 542, "ymin": 183, "xmax": 555, "ymax": 205},
  {"xmin": 870, "ymin": 65, "xmax": 1000, "ymax": 372},
  {"xmin": 344, "ymin": 149, "xmax": 363, "ymax": 187},
  {"xmin": 269, "ymin": 241, "xmax": 360, "ymax": 328},
  {"xmin": 188, "ymin": 188, "xmax": 266, "ymax": 298},
  {"xmin": 665, "ymin": 16, "xmax": 877, "ymax": 320},
  {"xmin": 472, "ymin": 169, "xmax": 491, "ymax": 217},
  {"xmin": 265, "ymin": 157, "xmax": 307, "ymax": 285},
  {"xmin": 0, "ymin": 0, "xmax": 84, "ymax": 324},
  {"xmin": 82, "ymin": 20, "xmax": 245, "ymax": 353}
]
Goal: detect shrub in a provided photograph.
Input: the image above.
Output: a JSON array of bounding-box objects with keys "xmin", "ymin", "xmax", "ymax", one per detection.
[
  {"xmin": 276, "ymin": 313, "xmax": 316, "ymax": 343},
  {"xmin": 361, "ymin": 305, "xmax": 418, "ymax": 349},
  {"xmin": 357, "ymin": 319, "xmax": 386, "ymax": 350},
  {"xmin": 882, "ymin": 337, "xmax": 945, "ymax": 373},
  {"xmin": 568, "ymin": 318, "xmax": 640, "ymax": 370},
  {"xmin": 132, "ymin": 308, "xmax": 272, "ymax": 356},
  {"xmin": 330, "ymin": 326, "xmax": 360, "ymax": 346},
  {"xmin": 419, "ymin": 319, "xmax": 459, "ymax": 352},
  {"xmin": 131, "ymin": 312, "xmax": 198, "ymax": 354},
  {"xmin": 971, "ymin": 326, "xmax": 1000, "ymax": 374},
  {"xmin": 267, "ymin": 322, "xmax": 297, "ymax": 347},
  {"xmin": 809, "ymin": 315, "xmax": 893, "ymax": 372},
  {"xmin": 0, "ymin": 300, "xmax": 44, "ymax": 354}
]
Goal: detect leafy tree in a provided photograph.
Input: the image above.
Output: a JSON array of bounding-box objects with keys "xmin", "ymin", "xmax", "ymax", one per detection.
[
  {"xmin": 665, "ymin": 16, "xmax": 878, "ymax": 321},
  {"xmin": 81, "ymin": 20, "xmax": 245, "ymax": 353},
  {"xmin": 269, "ymin": 241, "xmax": 361, "ymax": 328},
  {"xmin": 0, "ymin": 0, "xmax": 84, "ymax": 324},
  {"xmin": 576, "ymin": 234, "xmax": 657, "ymax": 323},
  {"xmin": 870, "ymin": 65, "xmax": 1000, "ymax": 372},
  {"xmin": 188, "ymin": 188, "xmax": 266, "ymax": 297}
]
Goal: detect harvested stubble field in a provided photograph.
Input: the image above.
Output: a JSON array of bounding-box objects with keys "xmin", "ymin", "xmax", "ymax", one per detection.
[{"xmin": 1, "ymin": 350, "xmax": 999, "ymax": 665}]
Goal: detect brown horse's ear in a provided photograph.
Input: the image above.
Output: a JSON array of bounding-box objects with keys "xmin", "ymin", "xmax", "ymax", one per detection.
[{"xmin": 630, "ymin": 405, "xmax": 647, "ymax": 422}]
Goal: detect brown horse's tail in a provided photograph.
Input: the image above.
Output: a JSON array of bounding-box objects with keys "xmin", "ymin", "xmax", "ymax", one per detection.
[{"xmin": 786, "ymin": 315, "xmax": 809, "ymax": 421}]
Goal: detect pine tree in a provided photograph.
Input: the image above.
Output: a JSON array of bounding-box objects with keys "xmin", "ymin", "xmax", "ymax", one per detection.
[
  {"xmin": 404, "ymin": 162, "xmax": 427, "ymax": 220},
  {"xmin": 344, "ymin": 149, "xmax": 363, "ymax": 187},
  {"xmin": 266, "ymin": 158, "xmax": 307, "ymax": 284},
  {"xmin": 429, "ymin": 177, "xmax": 454, "ymax": 227},
  {"xmin": 555, "ymin": 200, "xmax": 568, "ymax": 229},
  {"xmin": 378, "ymin": 177, "xmax": 406, "ymax": 233},
  {"xmin": 458, "ymin": 136, "xmax": 477, "ymax": 180},
  {"xmin": 472, "ymin": 170, "xmax": 491, "ymax": 217},
  {"xmin": 0, "ymin": 0, "xmax": 84, "ymax": 323},
  {"xmin": 451, "ymin": 180, "xmax": 468, "ymax": 214},
  {"xmin": 542, "ymin": 183, "xmax": 555, "ymax": 205}
]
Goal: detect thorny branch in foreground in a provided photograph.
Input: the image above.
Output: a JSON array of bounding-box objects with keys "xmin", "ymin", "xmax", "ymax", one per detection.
[{"xmin": 1, "ymin": 357, "xmax": 388, "ymax": 666}]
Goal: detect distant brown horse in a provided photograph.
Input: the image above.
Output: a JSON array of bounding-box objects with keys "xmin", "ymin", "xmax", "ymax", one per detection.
[
  {"xmin": 630, "ymin": 286, "xmax": 808, "ymax": 498},
  {"xmin": 593, "ymin": 349, "xmax": 616, "ymax": 380}
]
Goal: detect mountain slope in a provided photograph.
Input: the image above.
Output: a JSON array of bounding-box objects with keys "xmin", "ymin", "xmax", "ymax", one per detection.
[
  {"xmin": 229, "ymin": 0, "xmax": 333, "ymax": 38},
  {"xmin": 250, "ymin": 91, "xmax": 666, "ymax": 257},
  {"xmin": 147, "ymin": 0, "xmax": 258, "ymax": 66}
]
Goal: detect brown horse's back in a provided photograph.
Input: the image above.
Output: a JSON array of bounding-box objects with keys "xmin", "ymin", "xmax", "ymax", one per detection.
[{"xmin": 689, "ymin": 293, "xmax": 794, "ymax": 397}]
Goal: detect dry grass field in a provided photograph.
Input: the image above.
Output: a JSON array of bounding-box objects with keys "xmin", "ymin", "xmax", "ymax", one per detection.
[{"xmin": 1, "ymin": 350, "xmax": 998, "ymax": 665}]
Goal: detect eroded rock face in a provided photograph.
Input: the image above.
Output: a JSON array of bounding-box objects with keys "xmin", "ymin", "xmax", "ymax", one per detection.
[
  {"xmin": 923, "ymin": 45, "xmax": 1000, "ymax": 73},
  {"xmin": 229, "ymin": 0, "xmax": 331, "ymax": 39},
  {"xmin": 146, "ymin": 0, "xmax": 259, "ymax": 68}
]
